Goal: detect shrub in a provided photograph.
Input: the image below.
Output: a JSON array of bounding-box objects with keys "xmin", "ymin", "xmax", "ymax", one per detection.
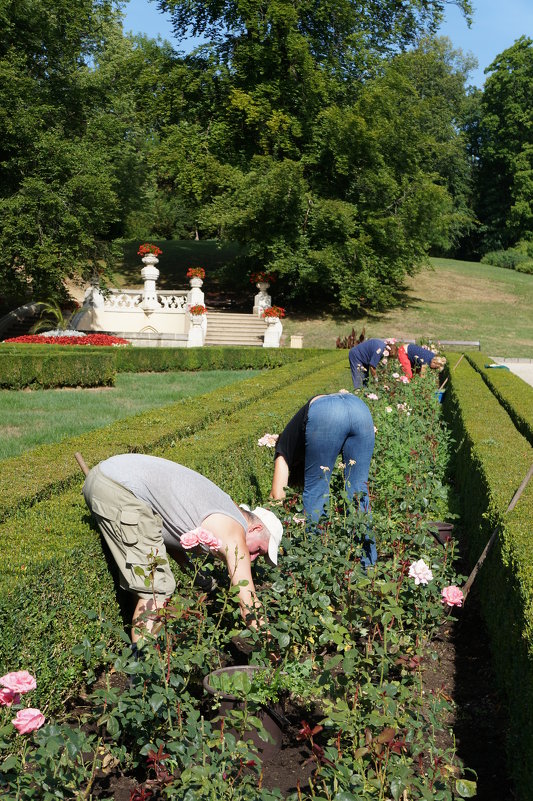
[
  {"xmin": 444, "ymin": 354, "xmax": 533, "ymax": 797},
  {"xmin": 0, "ymin": 347, "xmax": 116, "ymax": 390},
  {"xmin": 481, "ymin": 249, "xmax": 533, "ymax": 273}
]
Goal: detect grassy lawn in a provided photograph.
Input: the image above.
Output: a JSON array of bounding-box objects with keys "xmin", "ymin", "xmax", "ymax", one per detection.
[
  {"xmin": 2, "ymin": 369, "xmax": 257, "ymax": 460},
  {"xmin": 282, "ymin": 258, "xmax": 533, "ymax": 357}
]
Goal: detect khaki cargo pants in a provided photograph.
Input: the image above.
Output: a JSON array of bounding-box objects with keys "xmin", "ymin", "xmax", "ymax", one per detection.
[{"xmin": 83, "ymin": 465, "xmax": 176, "ymax": 601}]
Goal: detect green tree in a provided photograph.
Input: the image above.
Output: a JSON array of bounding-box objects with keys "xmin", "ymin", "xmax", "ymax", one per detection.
[{"xmin": 474, "ymin": 36, "xmax": 533, "ymax": 251}]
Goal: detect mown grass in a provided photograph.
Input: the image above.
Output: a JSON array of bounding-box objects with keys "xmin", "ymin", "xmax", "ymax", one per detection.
[
  {"xmin": 283, "ymin": 258, "xmax": 533, "ymax": 357},
  {"xmin": 2, "ymin": 369, "xmax": 257, "ymax": 460}
]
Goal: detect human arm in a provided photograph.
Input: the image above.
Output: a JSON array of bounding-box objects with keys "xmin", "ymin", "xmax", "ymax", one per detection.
[
  {"xmin": 271, "ymin": 455, "xmax": 289, "ymax": 500},
  {"xmin": 202, "ymin": 513, "xmax": 264, "ymax": 628}
]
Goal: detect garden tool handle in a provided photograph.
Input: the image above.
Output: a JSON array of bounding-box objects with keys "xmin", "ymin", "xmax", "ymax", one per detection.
[
  {"xmin": 74, "ymin": 451, "xmax": 90, "ymax": 477},
  {"xmin": 463, "ymin": 462, "xmax": 533, "ymax": 601}
]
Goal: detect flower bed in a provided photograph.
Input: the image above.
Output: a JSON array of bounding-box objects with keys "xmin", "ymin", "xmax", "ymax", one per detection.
[
  {"xmin": 4, "ymin": 334, "xmax": 130, "ymax": 346},
  {"xmin": 0, "ymin": 366, "xmax": 477, "ymax": 799}
]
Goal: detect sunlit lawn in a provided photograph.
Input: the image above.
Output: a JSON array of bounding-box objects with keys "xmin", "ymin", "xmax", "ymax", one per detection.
[
  {"xmin": 1, "ymin": 369, "xmax": 257, "ymax": 460},
  {"xmin": 282, "ymin": 258, "xmax": 533, "ymax": 357}
]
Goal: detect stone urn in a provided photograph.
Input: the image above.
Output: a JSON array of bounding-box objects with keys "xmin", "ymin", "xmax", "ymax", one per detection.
[
  {"xmin": 254, "ymin": 283, "xmax": 271, "ymax": 316},
  {"xmin": 263, "ymin": 315, "xmax": 283, "ymax": 348},
  {"xmin": 140, "ymin": 254, "xmax": 161, "ymax": 313},
  {"xmin": 189, "ymin": 276, "xmax": 203, "ymax": 289}
]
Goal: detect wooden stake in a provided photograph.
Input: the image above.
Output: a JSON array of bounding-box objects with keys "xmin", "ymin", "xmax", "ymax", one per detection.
[{"xmin": 462, "ymin": 462, "xmax": 533, "ymax": 601}]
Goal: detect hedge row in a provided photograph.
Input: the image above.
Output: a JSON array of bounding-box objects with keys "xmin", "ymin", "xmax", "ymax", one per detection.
[
  {"xmin": 0, "ymin": 347, "xmax": 116, "ymax": 389},
  {"xmin": 465, "ymin": 352, "xmax": 533, "ymax": 447},
  {"xmin": 113, "ymin": 345, "xmax": 324, "ymax": 373},
  {"xmin": 444, "ymin": 354, "xmax": 533, "ymax": 799},
  {"xmin": 0, "ymin": 344, "xmax": 321, "ymax": 389},
  {"xmin": 0, "ymin": 352, "xmax": 351, "ymax": 709},
  {"xmin": 0, "ymin": 352, "xmax": 343, "ymax": 524}
]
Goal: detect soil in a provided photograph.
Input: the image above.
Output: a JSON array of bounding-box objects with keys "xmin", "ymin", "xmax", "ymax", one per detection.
[{"xmin": 81, "ymin": 585, "xmax": 513, "ymax": 800}]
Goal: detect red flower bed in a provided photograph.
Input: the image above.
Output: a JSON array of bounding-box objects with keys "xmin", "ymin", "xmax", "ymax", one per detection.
[{"xmin": 4, "ymin": 334, "xmax": 130, "ymax": 346}]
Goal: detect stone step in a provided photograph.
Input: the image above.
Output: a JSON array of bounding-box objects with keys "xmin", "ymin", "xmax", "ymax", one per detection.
[{"xmin": 204, "ymin": 311, "xmax": 267, "ymax": 346}]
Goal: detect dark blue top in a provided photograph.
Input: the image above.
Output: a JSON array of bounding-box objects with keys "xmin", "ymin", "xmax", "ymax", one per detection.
[
  {"xmin": 349, "ymin": 339, "xmax": 387, "ymax": 369},
  {"xmin": 406, "ymin": 344, "xmax": 435, "ymax": 367}
]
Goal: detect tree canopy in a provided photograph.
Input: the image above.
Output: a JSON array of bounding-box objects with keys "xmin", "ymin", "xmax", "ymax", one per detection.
[{"xmin": 2, "ymin": 0, "xmax": 530, "ymax": 312}]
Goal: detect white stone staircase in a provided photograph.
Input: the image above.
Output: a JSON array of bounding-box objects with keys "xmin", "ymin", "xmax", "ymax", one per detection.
[{"xmin": 204, "ymin": 311, "xmax": 267, "ymax": 347}]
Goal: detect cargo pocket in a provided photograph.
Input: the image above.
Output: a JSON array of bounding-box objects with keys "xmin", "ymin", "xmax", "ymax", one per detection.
[{"xmin": 118, "ymin": 509, "xmax": 140, "ymax": 546}]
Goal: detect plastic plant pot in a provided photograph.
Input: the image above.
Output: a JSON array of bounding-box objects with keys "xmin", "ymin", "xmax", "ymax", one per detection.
[
  {"xmin": 435, "ymin": 389, "xmax": 446, "ymax": 403},
  {"xmin": 426, "ymin": 521, "xmax": 454, "ymax": 545},
  {"xmin": 203, "ymin": 665, "xmax": 283, "ymax": 760}
]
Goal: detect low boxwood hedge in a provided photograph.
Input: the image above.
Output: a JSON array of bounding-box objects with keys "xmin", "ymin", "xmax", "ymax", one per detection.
[
  {"xmin": 445, "ymin": 354, "xmax": 533, "ymax": 798},
  {"xmin": 0, "ymin": 347, "xmax": 116, "ymax": 389},
  {"xmin": 0, "ymin": 352, "xmax": 350, "ymax": 710},
  {"xmin": 0, "ymin": 352, "xmax": 342, "ymax": 524},
  {"xmin": 113, "ymin": 345, "xmax": 323, "ymax": 373},
  {"xmin": 465, "ymin": 352, "xmax": 533, "ymax": 447}
]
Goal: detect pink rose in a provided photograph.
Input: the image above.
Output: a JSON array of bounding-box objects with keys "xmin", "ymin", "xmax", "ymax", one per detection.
[
  {"xmin": 180, "ymin": 531, "xmax": 200, "ymax": 549},
  {"xmin": 12, "ymin": 708, "xmax": 45, "ymax": 734},
  {"xmin": 195, "ymin": 528, "xmax": 222, "ymax": 550},
  {"xmin": 0, "ymin": 688, "xmax": 20, "ymax": 707},
  {"xmin": 257, "ymin": 433, "xmax": 279, "ymax": 447},
  {"xmin": 441, "ymin": 585, "xmax": 464, "ymax": 607},
  {"xmin": 408, "ymin": 559, "xmax": 433, "ymax": 585},
  {"xmin": 1, "ymin": 671, "xmax": 37, "ymax": 695}
]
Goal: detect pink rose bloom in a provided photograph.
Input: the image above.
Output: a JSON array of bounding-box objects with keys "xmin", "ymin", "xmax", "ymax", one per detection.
[
  {"xmin": 1, "ymin": 671, "xmax": 37, "ymax": 695},
  {"xmin": 392, "ymin": 372, "xmax": 400, "ymax": 378},
  {"xmin": 398, "ymin": 376, "xmax": 409, "ymax": 384},
  {"xmin": 441, "ymin": 585, "xmax": 464, "ymax": 607},
  {"xmin": 293, "ymin": 515, "xmax": 306, "ymax": 525},
  {"xmin": 12, "ymin": 708, "xmax": 45, "ymax": 734},
  {"xmin": 0, "ymin": 688, "xmax": 20, "ymax": 707},
  {"xmin": 366, "ymin": 393, "xmax": 379, "ymax": 400},
  {"xmin": 195, "ymin": 528, "xmax": 222, "ymax": 550},
  {"xmin": 257, "ymin": 433, "xmax": 279, "ymax": 447},
  {"xmin": 179, "ymin": 531, "xmax": 200, "ymax": 549},
  {"xmin": 409, "ymin": 559, "xmax": 433, "ymax": 585}
]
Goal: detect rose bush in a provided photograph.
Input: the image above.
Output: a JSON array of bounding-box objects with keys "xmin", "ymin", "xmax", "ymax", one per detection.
[{"xmin": 0, "ymin": 367, "xmax": 475, "ymax": 799}]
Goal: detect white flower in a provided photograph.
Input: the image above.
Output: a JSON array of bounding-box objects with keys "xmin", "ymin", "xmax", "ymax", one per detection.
[
  {"xmin": 338, "ymin": 462, "xmax": 346, "ymax": 470},
  {"xmin": 409, "ymin": 559, "xmax": 433, "ymax": 585},
  {"xmin": 320, "ymin": 465, "xmax": 330, "ymax": 472},
  {"xmin": 293, "ymin": 514, "xmax": 306, "ymax": 525},
  {"xmin": 366, "ymin": 393, "xmax": 379, "ymax": 400},
  {"xmin": 392, "ymin": 372, "xmax": 400, "ymax": 379},
  {"xmin": 349, "ymin": 459, "xmax": 356, "ymax": 465},
  {"xmin": 386, "ymin": 406, "xmax": 393, "ymax": 413},
  {"xmin": 374, "ymin": 426, "xmax": 378, "ymax": 434},
  {"xmin": 257, "ymin": 433, "xmax": 279, "ymax": 447}
]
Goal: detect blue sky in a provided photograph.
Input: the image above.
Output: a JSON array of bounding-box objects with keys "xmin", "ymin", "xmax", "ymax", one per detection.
[{"xmin": 123, "ymin": 0, "xmax": 533, "ymax": 88}]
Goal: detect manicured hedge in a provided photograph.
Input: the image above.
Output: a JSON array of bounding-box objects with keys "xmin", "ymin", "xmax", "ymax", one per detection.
[
  {"xmin": 444, "ymin": 354, "xmax": 533, "ymax": 799},
  {"xmin": 0, "ymin": 352, "xmax": 341, "ymax": 524},
  {"xmin": 0, "ymin": 346, "xmax": 116, "ymax": 389},
  {"xmin": 465, "ymin": 352, "xmax": 533, "ymax": 447},
  {"xmin": 113, "ymin": 345, "xmax": 323, "ymax": 373},
  {"xmin": 0, "ymin": 352, "xmax": 350, "ymax": 709}
]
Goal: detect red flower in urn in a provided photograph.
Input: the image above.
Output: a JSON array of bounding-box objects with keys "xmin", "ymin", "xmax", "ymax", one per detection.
[
  {"xmin": 262, "ymin": 305, "xmax": 285, "ymax": 319},
  {"xmin": 137, "ymin": 243, "xmax": 162, "ymax": 257}
]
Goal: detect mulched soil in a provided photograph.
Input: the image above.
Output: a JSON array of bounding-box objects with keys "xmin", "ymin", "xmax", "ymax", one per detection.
[{"xmin": 84, "ymin": 586, "xmax": 513, "ymax": 799}]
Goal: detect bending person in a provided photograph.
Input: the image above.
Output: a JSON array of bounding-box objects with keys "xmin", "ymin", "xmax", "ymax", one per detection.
[
  {"xmin": 270, "ymin": 392, "xmax": 376, "ymax": 566},
  {"xmin": 348, "ymin": 338, "xmax": 388, "ymax": 389},
  {"xmin": 389, "ymin": 343, "xmax": 446, "ymax": 381},
  {"xmin": 83, "ymin": 454, "xmax": 283, "ymax": 642}
]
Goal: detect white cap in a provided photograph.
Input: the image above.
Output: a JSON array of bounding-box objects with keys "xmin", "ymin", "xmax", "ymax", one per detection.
[{"xmin": 240, "ymin": 505, "xmax": 283, "ymax": 565}]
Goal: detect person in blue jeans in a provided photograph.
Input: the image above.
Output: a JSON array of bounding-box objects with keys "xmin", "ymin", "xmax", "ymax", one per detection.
[
  {"xmin": 348, "ymin": 338, "xmax": 388, "ymax": 389},
  {"xmin": 270, "ymin": 391, "xmax": 377, "ymax": 566}
]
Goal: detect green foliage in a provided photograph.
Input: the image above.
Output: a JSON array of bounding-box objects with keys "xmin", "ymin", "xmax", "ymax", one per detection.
[
  {"xmin": 473, "ymin": 37, "xmax": 533, "ymax": 252},
  {"xmin": 444, "ymin": 354, "xmax": 533, "ymax": 797},
  {"xmin": 480, "ymin": 248, "xmax": 533, "ymax": 274},
  {"xmin": 0, "ymin": 360, "xmax": 473, "ymax": 799},
  {"xmin": 465, "ymin": 352, "xmax": 533, "ymax": 446},
  {"xmin": 0, "ymin": 346, "xmax": 115, "ymax": 390}
]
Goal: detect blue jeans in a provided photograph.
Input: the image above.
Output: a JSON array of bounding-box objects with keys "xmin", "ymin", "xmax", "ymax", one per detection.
[{"xmin": 303, "ymin": 393, "xmax": 377, "ymax": 566}]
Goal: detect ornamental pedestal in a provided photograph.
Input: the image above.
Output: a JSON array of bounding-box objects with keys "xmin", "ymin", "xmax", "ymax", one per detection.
[
  {"xmin": 140, "ymin": 254, "xmax": 161, "ymax": 314},
  {"xmin": 187, "ymin": 314, "xmax": 206, "ymax": 347},
  {"xmin": 188, "ymin": 277, "xmax": 204, "ymax": 307},
  {"xmin": 263, "ymin": 316, "xmax": 282, "ymax": 348}
]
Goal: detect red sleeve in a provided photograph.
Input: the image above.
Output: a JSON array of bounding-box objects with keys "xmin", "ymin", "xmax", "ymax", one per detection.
[{"xmin": 398, "ymin": 346, "xmax": 412, "ymax": 379}]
